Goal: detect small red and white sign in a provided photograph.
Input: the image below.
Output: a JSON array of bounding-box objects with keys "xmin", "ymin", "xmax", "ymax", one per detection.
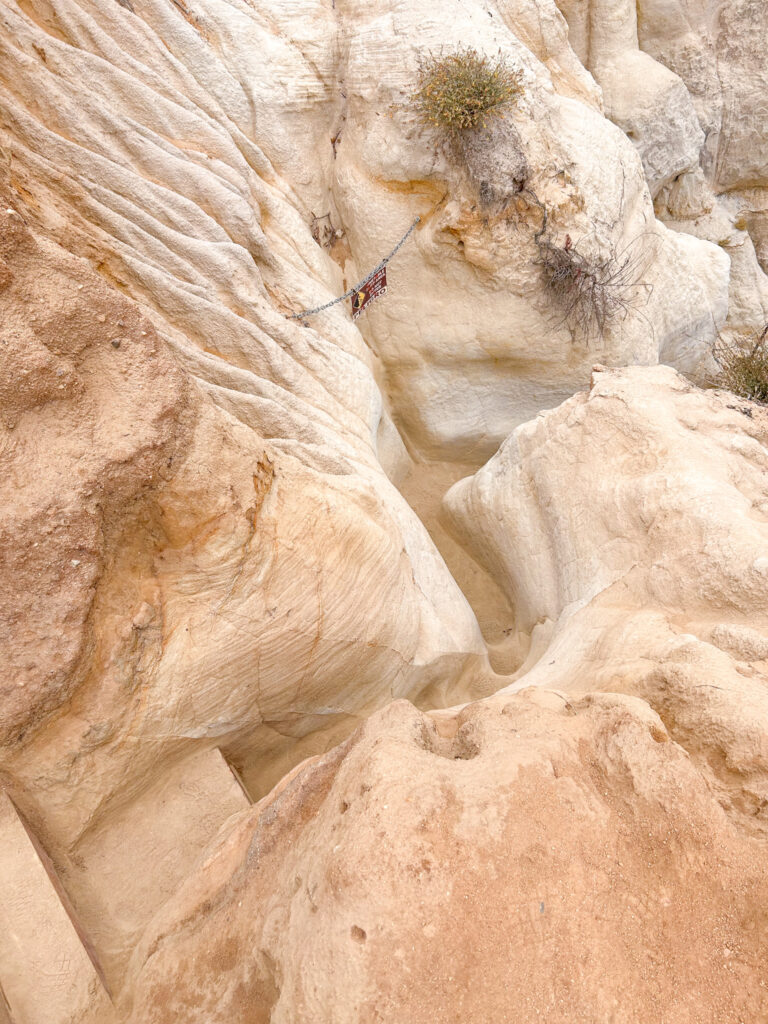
[{"xmin": 351, "ymin": 266, "xmax": 387, "ymax": 320}]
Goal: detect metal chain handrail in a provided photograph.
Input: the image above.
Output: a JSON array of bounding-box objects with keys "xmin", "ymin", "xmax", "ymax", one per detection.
[{"xmin": 288, "ymin": 216, "xmax": 421, "ymax": 320}]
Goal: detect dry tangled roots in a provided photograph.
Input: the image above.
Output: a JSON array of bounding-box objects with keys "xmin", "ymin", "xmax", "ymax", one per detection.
[{"xmin": 536, "ymin": 234, "xmax": 656, "ymax": 338}]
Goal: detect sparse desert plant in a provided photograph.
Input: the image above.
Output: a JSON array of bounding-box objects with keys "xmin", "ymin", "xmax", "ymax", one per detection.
[
  {"xmin": 712, "ymin": 326, "xmax": 768, "ymax": 404},
  {"xmin": 536, "ymin": 228, "xmax": 656, "ymax": 338},
  {"xmin": 310, "ymin": 211, "xmax": 342, "ymax": 250},
  {"xmin": 411, "ymin": 47, "xmax": 523, "ymax": 137}
]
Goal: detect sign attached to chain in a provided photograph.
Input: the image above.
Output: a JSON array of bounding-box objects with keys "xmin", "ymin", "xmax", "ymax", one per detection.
[
  {"xmin": 289, "ymin": 217, "xmax": 418, "ymax": 322},
  {"xmin": 351, "ymin": 266, "xmax": 387, "ymax": 320}
]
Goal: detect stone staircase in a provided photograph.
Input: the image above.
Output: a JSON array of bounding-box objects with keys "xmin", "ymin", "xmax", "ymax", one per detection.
[
  {"xmin": 65, "ymin": 746, "xmax": 252, "ymax": 989},
  {"xmin": 0, "ymin": 982, "xmax": 16, "ymax": 1024},
  {"xmin": 0, "ymin": 747, "xmax": 252, "ymax": 1021},
  {"xmin": 0, "ymin": 792, "xmax": 116, "ymax": 1024}
]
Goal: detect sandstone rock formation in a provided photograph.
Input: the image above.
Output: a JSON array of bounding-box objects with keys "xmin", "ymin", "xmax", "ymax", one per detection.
[
  {"xmin": 123, "ymin": 694, "xmax": 768, "ymax": 1024},
  {"xmin": 0, "ymin": 0, "xmax": 766, "ymax": 1020},
  {"xmin": 445, "ymin": 364, "xmax": 768, "ymax": 831}
]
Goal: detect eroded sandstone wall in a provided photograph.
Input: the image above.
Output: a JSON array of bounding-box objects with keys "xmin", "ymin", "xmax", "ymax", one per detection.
[{"xmin": 0, "ymin": 0, "xmax": 767, "ymax": 1020}]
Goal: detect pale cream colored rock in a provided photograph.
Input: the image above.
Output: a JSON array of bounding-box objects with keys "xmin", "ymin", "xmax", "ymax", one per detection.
[
  {"xmin": 0, "ymin": 0, "xmax": 766, "ymax": 1018},
  {"xmin": 740, "ymin": 189, "xmax": 768, "ymax": 276},
  {"xmin": 0, "ymin": 0, "xmax": 729, "ymax": 469},
  {"xmin": 0, "ymin": 194, "xmax": 489, "ymax": 1004},
  {"xmin": 0, "ymin": 44, "xmax": 489, "ymax": 1011},
  {"xmin": 63, "ymin": 747, "xmax": 251, "ymax": 988},
  {"xmin": 118, "ymin": 364, "xmax": 768, "ymax": 1023},
  {"xmin": 654, "ymin": 181, "xmax": 768, "ymax": 343},
  {"xmin": 330, "ymin": 0, "xmax": 728, "ymax": 458},
  {"xmin": 445, "ymin": 364, "xmax": 768, "ymax": 826},
  {"xmin": 634, "ymin": 0, "xmax": 768, "ymax": 331},
  {"xmin": 557, "ymin": 0, "xmax": 704, "ymax": 194},
  {"xmin": 709, "ymin": 0, "xmax": 768, "ymax": 192},
  {"xmin": 634, "ymin": 0, "xmax": 722, "ymax": 171}
]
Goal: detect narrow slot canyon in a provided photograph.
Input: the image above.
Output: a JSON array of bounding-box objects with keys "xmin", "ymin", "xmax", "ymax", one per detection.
[{"xmin": 0, "ymin": 0, "xmax": 767, "ymax": 1021}]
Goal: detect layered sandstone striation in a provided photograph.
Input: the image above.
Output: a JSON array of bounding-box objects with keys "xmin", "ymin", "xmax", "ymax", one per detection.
[
  {"xmin": 0, "ymin": 0, "xmax": 767, "ymax": 1020},
  {"xmin": 445, "ymin": 364, "xmax": 768, "ymax": 831}
]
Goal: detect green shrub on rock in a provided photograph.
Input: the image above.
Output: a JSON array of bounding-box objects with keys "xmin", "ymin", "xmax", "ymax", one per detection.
[{"xmin": 411, "ymin": 47, "xmax": 523, "ymax": 137}]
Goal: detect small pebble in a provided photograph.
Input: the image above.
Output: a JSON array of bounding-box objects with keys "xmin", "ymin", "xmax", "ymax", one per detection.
[{"xmin": 111, "ymin": 338, "xmax": 121, "ymax": 349}]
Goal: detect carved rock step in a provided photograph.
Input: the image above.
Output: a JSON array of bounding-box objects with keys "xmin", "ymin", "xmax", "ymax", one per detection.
[
  {"xmin": 66, "ymin": 747, "xmax": 252, "ymax": 988},
  {"xmin": 0, "ymin": 983, "xmax": 15, "ymax": 1024},
  {"xmin": 0, "ymin": 792, "xmax": 116, "ymax": 1024}
]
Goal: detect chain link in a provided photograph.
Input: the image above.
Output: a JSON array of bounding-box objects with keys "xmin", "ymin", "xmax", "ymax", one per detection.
[{"xmin": 289, "ymin": 217, "xmax": 421, "ymax": 320}]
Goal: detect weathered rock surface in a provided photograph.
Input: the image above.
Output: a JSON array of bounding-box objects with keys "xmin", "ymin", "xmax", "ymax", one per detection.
[
  {"xmin": 0, "ymin": 0, "xmax": 734, "ymax": 466},
  {"xmin": 0, "ymin": 171, "xmax": 488, "ymax": 1020},
  {"xmin": 0, "ymin": 792, "xmax": 115, "ymax": 1024},
  {"xmin": 445, "ymin": 364, "xmax": 768, "ymax": 830},
  {"xmin": 557, "ymin": 0, "xmax": 768, "ymax": 340},
  {"xmin": 0, "ymin": 0, "xmax": 766, "ymax": 1020},
  {"xmin": 0, "ymin": 200, "xmax": 187, "ymax": 750},
  {"xmin": 330, "ymin": 0, "xmax": 729, "ymax": 458},
  {"xmin": 124, "ymin": 694, "xmax": 768, "ymax": 1023},
  {"xmin": 558, "ymin": 0, "xmax": 705, "ymax": 194}
]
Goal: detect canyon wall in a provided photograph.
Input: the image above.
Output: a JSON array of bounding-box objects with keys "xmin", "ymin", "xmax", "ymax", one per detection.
[{"xmin": 0, "ymin": 0, "xmax": 766, "ymax": 1020}]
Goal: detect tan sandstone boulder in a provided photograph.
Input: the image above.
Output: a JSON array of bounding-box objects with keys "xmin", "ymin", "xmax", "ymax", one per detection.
[{"xmin": 123, "ymin": 693, "xmax": 768, "ymax": 1024}]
